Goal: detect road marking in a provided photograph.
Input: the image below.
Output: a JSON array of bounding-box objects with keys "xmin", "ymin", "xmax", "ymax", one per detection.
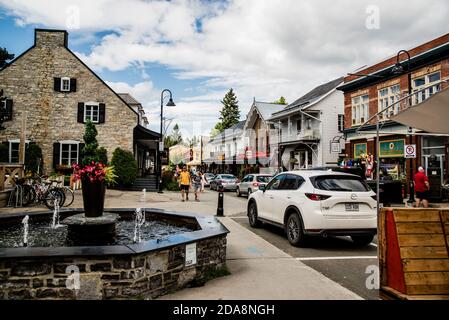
[{"xmin": 296, "ymin": 256, "xmax": 377, "ymax": 261}]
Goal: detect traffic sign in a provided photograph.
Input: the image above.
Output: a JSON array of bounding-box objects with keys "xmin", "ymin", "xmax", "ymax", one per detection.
[{"xmin": 404, "ymin": 144, "xmax": 416, "ymax": 159}]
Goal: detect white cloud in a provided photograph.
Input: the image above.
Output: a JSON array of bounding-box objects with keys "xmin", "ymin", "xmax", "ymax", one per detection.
[{"xmin": 2, "ymin": 0, "xmax": 449, "ymax": 137}]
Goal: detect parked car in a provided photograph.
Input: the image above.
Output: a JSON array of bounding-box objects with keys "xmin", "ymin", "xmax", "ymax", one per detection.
[
  {"xmin": 236, "ymin": 174, "xmax": 273, "ymax": 197},
  {"xmin": 210, "ymin": 174, "xmax": 239, "ymax": 191},
  {"xmin": 203, "ymin": 173, "xmax": 215, "ymax": 188},
  {"xmin": 247, "ymin": 170, "xmax": 377, "ymax": 247},
  {"xmin": 310, "ymin": 166, "xmax": 403, "ymax": 205}
]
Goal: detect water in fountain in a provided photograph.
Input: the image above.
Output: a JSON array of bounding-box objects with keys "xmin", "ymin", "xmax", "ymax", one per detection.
[
  {"xmin": 21, "ymin": 215, "xmax": 29, "ymax": 247},
  {"xmin": 140, "ymin": 188, "xmax": 147, "ymax": 202},
  {"xmin": 51, "ymin": 198, "xmax": 62, "ymax": 229},
  {"xmin": 133, "ymin": 208, "xmax": 146, "ymax": 243}
]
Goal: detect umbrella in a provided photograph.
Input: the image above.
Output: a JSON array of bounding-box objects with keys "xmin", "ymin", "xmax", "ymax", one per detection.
[{"xmin": 391, "ymin": 86, "xmax": 449, "ymax": 134}]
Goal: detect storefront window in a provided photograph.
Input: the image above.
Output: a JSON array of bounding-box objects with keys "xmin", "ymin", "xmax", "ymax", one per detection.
[
  {"xmin": 378, "ymin": 84, "xmax": 400, "ymax": 119},
  {"xmin": 412, "ymin": 71, "xmax": 441, "ymax": 105}
]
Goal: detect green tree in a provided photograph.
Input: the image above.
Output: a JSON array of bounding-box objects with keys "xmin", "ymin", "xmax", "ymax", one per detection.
[
  {"xmin": 214, "ymin": 88, "xmax": 240, "ymax": 133},
  {"xmin": 25, "ymin": 144, "xmax": 43, "ymax": 175},
  {"xmin": 111, "ymin": 148, "xmax": 138, "ymax": 186},
  {"xmin": 96, "ymin": 147, "xmax": 108, "ymax": 164},
  {"xmin": 0, "ymin": 48, "xmax": 14, "ymax": 69},
  {"xmin": 273, "ymin": 96, "xmax": 287, "ymax": 105},
  {"xmin": 81, "ymin": 120, "xmax": 100, "ymax": 165},
  {"xmin": 164, "ymin": 123, "xmax": 183, "ymax": 148}
]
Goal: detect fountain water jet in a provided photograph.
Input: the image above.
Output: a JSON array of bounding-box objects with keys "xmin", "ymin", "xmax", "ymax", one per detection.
[
  {"xmin": 51, "ymin": 198, "xmax": 62, "ymax": 229},
  {"xmin": 133, "ymin": 208, "xmax": 146, "ymax": 243},
  {"xmin": 21, "ymin": 215, "xmax": 29, "ymax": 247}
]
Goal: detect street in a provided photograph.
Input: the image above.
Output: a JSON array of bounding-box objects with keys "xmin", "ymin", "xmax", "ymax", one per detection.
[{"xmin": 198, "ymin": 188, "xmax": 379, "ymax": 300}]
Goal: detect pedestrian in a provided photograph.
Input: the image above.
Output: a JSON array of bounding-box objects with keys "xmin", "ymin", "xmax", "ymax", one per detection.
[
  {"xmin": 414, "ymin": 166, "xmax": 430, "ymax": 208},
  {"xmin": 178, "ymin": 166, "xmax": 191, "ymax": 202},
  {"xmin": 192, "ymin": 171, "xmax": 202, "ymax": 202},
  {"xmin": 200, "ymin": 171, "xmax": 207, "ymax": 192}
]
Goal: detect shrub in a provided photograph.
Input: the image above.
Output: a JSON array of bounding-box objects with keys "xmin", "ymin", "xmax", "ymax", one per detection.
[
  {"xmin": 25, "ymin": 143, "xmax": 43, "ymax": 175},
  {"xmin": 111, "ymin": 148, "xmax": 138, "ymax": 187},
  {"xmin": 96, "ymin": 147, "xmax": 108, "ymax": 164}
]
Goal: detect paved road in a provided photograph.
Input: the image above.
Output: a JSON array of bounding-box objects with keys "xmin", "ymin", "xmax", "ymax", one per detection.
[{"xmin": 213, "ymin": 189, "xmax": 380, "ymax": 300}]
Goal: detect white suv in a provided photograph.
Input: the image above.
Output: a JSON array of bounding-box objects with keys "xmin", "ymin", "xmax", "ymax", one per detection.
[{"xmin": 247, "ymin": 170, "xmax": 377, "ymax": 247}]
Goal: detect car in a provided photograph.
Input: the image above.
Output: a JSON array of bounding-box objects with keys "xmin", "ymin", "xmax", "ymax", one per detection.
[
  {"xmin": 210, "ymin": 174, "xmax": 239, "ymax": 191},
  {"xmin": 247, "ymin": 170, "xmax": 377, "ymax": 247},
  {"xmin": 203, "ymin": 173, "xmax": 215, "ymax": 188},
  {"xmin": 236, "ymin": 174, "xmax": 273, "ymax": 197}
]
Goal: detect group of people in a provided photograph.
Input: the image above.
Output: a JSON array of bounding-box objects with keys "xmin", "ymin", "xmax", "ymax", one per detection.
[{"xmin": 177, "ymin": 166, "xmax": 207, "ymax": 202}]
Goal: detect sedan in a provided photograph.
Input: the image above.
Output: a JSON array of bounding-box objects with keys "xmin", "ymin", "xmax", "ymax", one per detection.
[
  {"xmin": 236, "ymin": 174, "xmax": 273, "ymax": 197},
  {"xmin": 203, "ymin": 173, "xmax": 215, "ymax": 188},
  {"xmin": 210, "ymin": 174, "xmax": 239, "ymax": 191},
  {"xmin": 247, "ymin": 170, "xmax": 377, "ymax": 247}
]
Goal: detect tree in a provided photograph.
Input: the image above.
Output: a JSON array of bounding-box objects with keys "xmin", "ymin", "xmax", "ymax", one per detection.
[
  {"xmin": 171, "ymin": 123, "xmax": 183, "ymax": 144},
  {"xmin": 0, "ymin": 48, "xmax": 14, "ymax": 69},
  {"xmin": 111, "ymin": 148, "xmax": 138, "ymax": 186},
  {"xmin": 25, "ymin": 144, "xmax": 43, "ymax": 175},
  {"xmin": 81, "ymin": 120, "xmax": 100, "ymax": 165},
  {"xmin": 273, "ymin": 96, "xmax": 287, "ymax": 105},
  {"xmin": 214, "ymin": 88, "xmax": 240, "ymax": 133}
]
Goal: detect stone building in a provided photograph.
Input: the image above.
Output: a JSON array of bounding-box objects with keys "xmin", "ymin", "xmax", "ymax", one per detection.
[{"xmin": 0, "ymin": 29, "xmax": 160, "ymax": 180}]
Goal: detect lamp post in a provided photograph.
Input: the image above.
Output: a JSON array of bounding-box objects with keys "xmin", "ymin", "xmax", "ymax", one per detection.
[
  {"xmin": 158, "ymin": 89, "xmax": 176, "ymax": 193},
  {"xmin": 392, "ymin": 49, "xmax": 414, "ymax": 204}
]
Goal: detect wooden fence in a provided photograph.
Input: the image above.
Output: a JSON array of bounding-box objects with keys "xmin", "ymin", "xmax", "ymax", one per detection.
[
  {"xmin": 0, "ymin": 164, "xmax": 24, "ymax": 191},
  {"xmin": 379, "ymin": 208, "xmax": 449, "ymax": 300}
]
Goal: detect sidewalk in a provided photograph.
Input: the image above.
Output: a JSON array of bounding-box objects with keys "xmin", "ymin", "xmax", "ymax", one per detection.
[{"xmin": 159, "ymin": 217, "xmax": 362, "ymax": 300}]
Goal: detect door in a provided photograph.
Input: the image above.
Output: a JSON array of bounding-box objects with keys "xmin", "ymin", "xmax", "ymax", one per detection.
[
  {"xmin": 271, "ymin": 174, "xmax": 305, "ymax": 224},
  {"xmin": 242, "ymin": 175, "xmax": 253, "ymax": 194},
  {"xmin": 258, "ymin": 174, "xmax": 285, "ymax": 220}
]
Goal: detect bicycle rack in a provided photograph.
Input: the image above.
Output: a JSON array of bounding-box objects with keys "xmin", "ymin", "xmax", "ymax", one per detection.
[{"xmin": 7, "ymin": 184, "xmax": 23, "ymax": 208}]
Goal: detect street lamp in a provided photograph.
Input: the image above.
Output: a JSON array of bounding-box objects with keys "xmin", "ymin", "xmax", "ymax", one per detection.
[
  {"xmin": 391, "ymin": 49, "xmax": 415, "ymax": 204},
  {"xmin": 158, "ymin": 89, "xmax": 176, "ymax": 193}
]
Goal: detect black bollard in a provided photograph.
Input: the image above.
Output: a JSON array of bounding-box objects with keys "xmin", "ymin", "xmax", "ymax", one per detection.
[{"xmin": 217, "ymin": 185, "xmax": 224, "ymax": 216}]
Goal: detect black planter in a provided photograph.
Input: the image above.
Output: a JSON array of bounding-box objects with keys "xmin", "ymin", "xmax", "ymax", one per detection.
[{"xmin": 81, "ymin": 178, "xmax": 106, "ymax": 218}]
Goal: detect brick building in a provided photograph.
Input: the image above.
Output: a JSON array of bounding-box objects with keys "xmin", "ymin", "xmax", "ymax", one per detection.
[
  {"xmin": 0, "ymin": 29, "xmax": 160, "ymax": 182},
  {"xmin": 338, "ymin": 33, "xmax": 449, "ymax": 200}
]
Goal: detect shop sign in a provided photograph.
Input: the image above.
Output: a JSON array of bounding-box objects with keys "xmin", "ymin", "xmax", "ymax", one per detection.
[
  {"xmin": 354, "ymin": 143, "xmax": 367, "ymax": 159},
  {"xmin": 331, "ymin": 142, "xmax": 341, "ymax": 153},
  {"xmin": 379, "ymin": 139, "xmax": 405, "ymax": 158}
]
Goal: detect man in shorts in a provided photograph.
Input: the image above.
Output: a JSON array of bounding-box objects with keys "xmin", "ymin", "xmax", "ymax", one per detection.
[
  {"xmin": 192, "ymin": 171, "xmax": 202, "ymax": 202},
  {"xmin": 178, "ymin": 166, "xmax": 191, "ymax": 202},
  {"xmin": 414, "ymin": 166, "xmax": 430, "ymax": 208}
]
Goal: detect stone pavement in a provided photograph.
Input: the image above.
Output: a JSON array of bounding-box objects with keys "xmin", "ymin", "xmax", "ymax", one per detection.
[{"xmin": 0, "ymin": 189, "xmax": 362, "ymax": 299}]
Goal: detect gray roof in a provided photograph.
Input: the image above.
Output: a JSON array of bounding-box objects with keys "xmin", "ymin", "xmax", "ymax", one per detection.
[
  {"xmin": 271, "ymin": 77, "xmax": 344, "ymax": 118},
  {"xmin": 210, "ymin": 120, "xmax": 246, "ymax": 142},
  {"xmin": 253, "ymin": 101, "xmax": 285, "ymax": 120},
  {"xmin": 118, "ymin": 93, "xmax": 141, "ymax": 107}
]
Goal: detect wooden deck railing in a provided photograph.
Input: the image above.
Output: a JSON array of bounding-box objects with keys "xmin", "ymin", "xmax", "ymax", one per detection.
[{"xmin": 0, "ymin": 164, "xmax": 25, "ymax": 191}]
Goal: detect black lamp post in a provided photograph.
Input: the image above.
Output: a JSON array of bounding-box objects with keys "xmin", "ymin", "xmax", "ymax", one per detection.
[
  {"xmin": 392, "ymin": 49, "xmax": 415, "ymax": 204},
  {"xmin": 158, "ymin": 89, "xmax": 176, "ymax": 193}
]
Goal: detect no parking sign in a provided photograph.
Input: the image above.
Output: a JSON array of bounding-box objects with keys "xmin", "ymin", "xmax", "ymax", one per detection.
[{"xmin": 404, "ymin": 144, "xmax": 416, "ymax": 159}]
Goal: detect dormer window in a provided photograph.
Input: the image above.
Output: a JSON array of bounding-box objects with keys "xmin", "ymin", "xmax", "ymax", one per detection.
[{"xmin": 61, "ymin": 77, "xmax": 71, "ymax": 92}]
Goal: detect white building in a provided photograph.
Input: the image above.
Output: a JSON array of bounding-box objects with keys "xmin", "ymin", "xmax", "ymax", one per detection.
[{"xmin": 268, "ymin": 77, "xmax": 345, "ymax": 170}]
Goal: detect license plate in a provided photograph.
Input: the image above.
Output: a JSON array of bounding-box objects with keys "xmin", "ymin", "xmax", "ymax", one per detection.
[{"xmin": 345, "ymin": 203, "xmax": 359, "ymax": 212}]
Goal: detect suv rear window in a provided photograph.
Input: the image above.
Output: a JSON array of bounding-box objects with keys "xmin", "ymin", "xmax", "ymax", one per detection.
[
  {"xmin": 312, "ymin": 175, "xmax": 370, "ymax": 192},
  {"xmin": 257, "ymin": 176, "xmax": 272, "ymax": 183}
]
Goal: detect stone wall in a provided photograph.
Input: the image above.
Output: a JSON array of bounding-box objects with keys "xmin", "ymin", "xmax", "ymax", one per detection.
[
  {"xmin": 0, "ymin": 30, "xmax": 138, "ymax": 173},
  {"xmin": 0, "ymin": 235, "xmax": 227, "ymax": 300}
]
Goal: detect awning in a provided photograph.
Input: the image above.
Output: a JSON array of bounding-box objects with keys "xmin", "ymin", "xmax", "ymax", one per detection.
[
  {"xmin": 187, "ymin": 160, "xmax": 201, "ymax": 166},
  {"xmin": 133, "ymin": 125, "xmax": 161, "ymax": 141},
  {"xmin": 391, "ymin": 86, "xmax": 449, "ymax": 134}
]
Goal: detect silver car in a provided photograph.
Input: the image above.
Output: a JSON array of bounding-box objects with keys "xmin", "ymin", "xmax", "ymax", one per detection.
[
  {"xmin": 236, "ymin": 174, "xmax": 273, "ymax": 197},
  {"xmin": 210, "ymin": 174, "xmax": 239, "ymax": 191}
]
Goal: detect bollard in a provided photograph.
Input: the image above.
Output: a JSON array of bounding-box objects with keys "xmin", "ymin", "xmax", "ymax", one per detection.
[{"xmin": 217, "ymin": 185, "xmax": 224, "ymax": 216}]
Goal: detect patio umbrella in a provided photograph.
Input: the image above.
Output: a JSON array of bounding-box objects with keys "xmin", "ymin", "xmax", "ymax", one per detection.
[{"xmin": 391, "ymin": 86, "xmax": 449, "ymax": 134}]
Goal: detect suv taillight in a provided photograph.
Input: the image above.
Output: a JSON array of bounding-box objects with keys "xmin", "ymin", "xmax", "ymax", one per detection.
[
  {"xmin": 305, "ymin": 193, "xmax": 331, "ymax": 201},
  {"xmin": 252, "ymin": 182, "xmax": 260, "ymax": 187}
]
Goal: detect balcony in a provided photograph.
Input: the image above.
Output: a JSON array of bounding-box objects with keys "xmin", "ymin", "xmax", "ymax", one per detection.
[{"xmin": 281, "ymin": 129, "xmax": 320, "ymax": 143}]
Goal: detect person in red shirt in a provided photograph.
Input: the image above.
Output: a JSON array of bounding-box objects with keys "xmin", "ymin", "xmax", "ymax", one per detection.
[{"xmin": 414, "ymin": 166, "xmax": 430, "ymax": 208}]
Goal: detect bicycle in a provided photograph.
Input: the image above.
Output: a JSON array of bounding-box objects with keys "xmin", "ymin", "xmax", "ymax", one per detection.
[{"xmin": 22, "ymin": 176, "xmax": 66, "ymax": 209}]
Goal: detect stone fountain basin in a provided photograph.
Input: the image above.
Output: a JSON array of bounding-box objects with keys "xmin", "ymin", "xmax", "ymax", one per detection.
[{"xmin": 0, "ymin": 208, "xmax": 229, "ymax": 300}]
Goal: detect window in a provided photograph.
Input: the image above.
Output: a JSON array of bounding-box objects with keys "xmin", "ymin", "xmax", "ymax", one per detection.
[
  {"xmin": 378, "ymin": 84, "xmax": 400, "ymax": 119},
  {"xmin": 338, "ymin": 114, "xmax": 344, "ymax": 132},
  {"xmin": 312, "ymin": 175, "xmax": 370, "ymax": 192},
  {"xmin": 8, "ymin": 140, "xmax": 30, "ymax": 163},
  {"xmin": 61, "ymin": 77, "xmax": 71, "ymax": 92},
  {"xmin": 412, "ymin": 71, "xmax": 441, "ymax": 105},
  {"xmin": 279, "ymin": 174, "xmax": 304, "ymax": 190},
  {"xmin": 256, "ymin": 176, "xmax": 272, "ymax": 183},
  {"xmin": 296, "ymin": 118, "xmax": 302, "ymax": 134},
  {"xmin": 266, "ymin": 174, "xmax": 285, "ymax": 190},
  {"xmin": 60, "ymin": 143, "xmax": 79, "ymax": 166},
  {"xmin": 84, "ymin": 103, "xmax": 99, "ymax": 123},
  {"xmin": 351, "ymin": 95, "xmax": 369, "ymax": 125}
]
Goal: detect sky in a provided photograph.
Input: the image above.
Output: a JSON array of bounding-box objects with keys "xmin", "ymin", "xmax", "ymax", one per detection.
[{"xmin": 0, "ymin": 0, "xmax": 448, "ymax": 138}]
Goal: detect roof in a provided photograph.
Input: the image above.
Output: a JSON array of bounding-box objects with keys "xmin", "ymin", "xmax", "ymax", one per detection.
[
  {"xmin": 269, "ymin": 77, "xmax": 344, "ymax": 119},
  {"xmin": 253, "ymin": 101, "xmax": 285, "ymax": 120},
  {"xmin": 282, "ymin": 170, "xmax": 357, "ymax": 178},
  {"xmin": 210, "ymin": 120, "xmax": 246, "ymax": 142},
  {"xmin": 118, "ymin": 93, "xmax": 141, "ymax": 106}
]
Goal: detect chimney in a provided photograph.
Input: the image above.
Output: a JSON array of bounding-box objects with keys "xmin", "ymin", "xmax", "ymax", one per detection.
[{"xmin": 34, "ymin": 29, "xmax": 68, "ymax": 48}]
